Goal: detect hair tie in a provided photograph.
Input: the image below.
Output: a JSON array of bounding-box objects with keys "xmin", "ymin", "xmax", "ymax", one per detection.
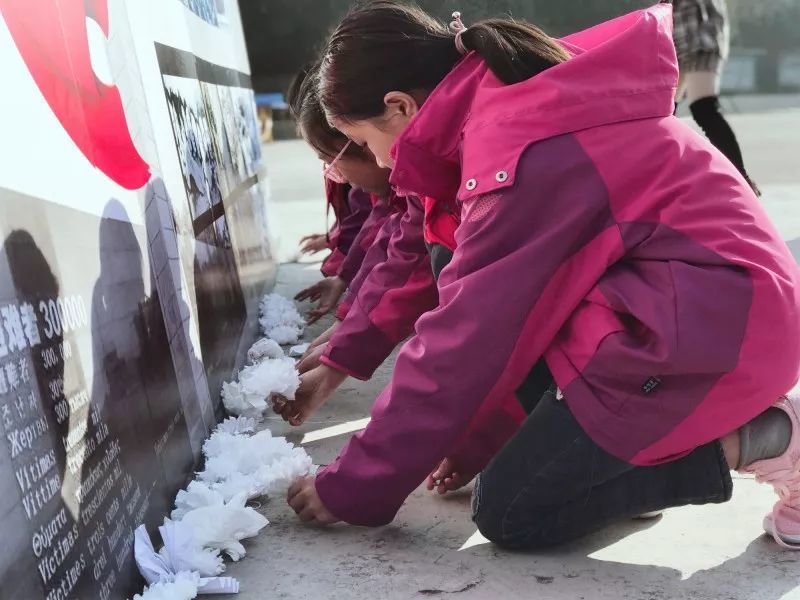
[{"xmin": 449, "ymin": 11, "xmax": 468, "ymax": 55}]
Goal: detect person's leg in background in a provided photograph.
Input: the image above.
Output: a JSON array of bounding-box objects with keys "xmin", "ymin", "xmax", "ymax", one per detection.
[{"xmin": 684, "ymin": 70, "xmax": 761, "ymax": 196}]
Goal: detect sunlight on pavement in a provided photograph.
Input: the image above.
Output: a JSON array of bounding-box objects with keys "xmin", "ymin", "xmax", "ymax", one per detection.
[
  {"xmin": 301, "ymin": 417, "xmax": 371, "ymax": 444},
  {"xmin": 458, "ymin": 529, "xmax": 491, "ymax": 551},
  {"xmin": 588, "ymin": 489, "xmax": 773, "ymax": 580}
]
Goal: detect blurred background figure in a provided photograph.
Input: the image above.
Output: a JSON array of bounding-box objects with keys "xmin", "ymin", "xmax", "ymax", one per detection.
[
  {"xmin": 258, "ymin": 105, "xmax": 274, "ymax": 143},
  {"xmin": 673, "ymin": 0, "xmax": 760, "ymax": 195}
]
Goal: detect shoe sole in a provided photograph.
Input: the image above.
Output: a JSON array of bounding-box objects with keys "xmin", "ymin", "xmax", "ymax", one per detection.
[{"xmin": 763, "ymin": 514, "xmax": 800, "ymax": 545}]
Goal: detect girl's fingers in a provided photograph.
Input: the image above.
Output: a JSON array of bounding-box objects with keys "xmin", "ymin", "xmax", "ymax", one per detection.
[
  {"xmin": 430, "ymin": 461, "xmax": 451, "ymax": 482},
  {"xmin": 296, "ymin": 289, "xmax": 320, "ymax": 301},
  {"xmin": 298, "ymin": 505, "xmax": 318, "ymax": 522},
  {"xmin": 297, "ymin": 354, "xmax": 316, "ymax": 373},
  {"xmin": 306, "ymin": 310, "xmax": 324, "ymax": 325},
  {"xmin": 287, "ymin": 479, "xmax": 304, "ymax": 503},
  {"xmin": 272, "ymin": 396, "xmax": 287, "ymax": 413},
  {"xmin": 288, "ymin": 493, "xmax": 306, "ymax": 514},
  {"xmin": 274, "ymin": 399, "xmax": 293, "ymax": 419},
  {"xmin": 447, "ymin": 474, "xmax": 467, "ymax": 492}
]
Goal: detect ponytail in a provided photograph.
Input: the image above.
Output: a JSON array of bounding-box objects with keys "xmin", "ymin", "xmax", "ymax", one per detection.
[{"xmin": 459, "ymin": 19, "xmax": 571, "ymax": 85}]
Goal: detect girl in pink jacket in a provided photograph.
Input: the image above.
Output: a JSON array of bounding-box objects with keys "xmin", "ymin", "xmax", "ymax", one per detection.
[
  {"xmin": 278, "ymin": 63, "xmax": 440, "ymax": 418},
  {"xmin": 287, "ymin": 63, "xmax": 401, "ymax": 324},
  {"xmin": 286, "ymin": 3, "xmax": 800, "ymax": 551}
]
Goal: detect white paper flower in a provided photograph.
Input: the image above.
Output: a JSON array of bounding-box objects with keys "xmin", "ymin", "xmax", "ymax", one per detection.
[
  {"xmin": 220, "ymin": 380, "xmax": 266, "ymax": 420},
  {"xmin": 132, "ymin": 571, "xmax": 199, "ymax": 600},
  {"xmin": 259, "ymin": 293, "xmax": 305, "ymax": 344},
  {"xmin": 239, "ymin": 357, "xmax": 300, "ymax": 400},
  {"xmin": 214, "ymin": 415, "xmax": 257, "ymax": 435},
  {"xmin": 289, "ymin": 343, "xmax": 310, "ymax": 357},
  {"xmin": 158, "ymin": 519, "xmax": 225, "ymax": 577},
  {"xmin": 247, "ymin": 337, "xmax": 285, "ymax": 363},
  {"xmin": 180, "ymin": 493, "xmax": 268, "ymax": 561},
  {"xmin": 198, "ymin": 430, "xmax": 315, "ymax": 501},
  {"xmin": 171, "ymin": 481, "xmax": 225, "ymax": 521},
  {"xmin": 264, "ymin": 324, "xmax": 301, "ymax": 345},
  {"xmin": 220, "ymin": 357, "xmax": 299, "ymax": 419}
]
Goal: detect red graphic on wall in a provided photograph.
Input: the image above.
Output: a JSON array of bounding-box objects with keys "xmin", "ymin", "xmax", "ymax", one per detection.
[{"xmin": 0, "ymin": 0, "xmax": 151, "ymax": 189}]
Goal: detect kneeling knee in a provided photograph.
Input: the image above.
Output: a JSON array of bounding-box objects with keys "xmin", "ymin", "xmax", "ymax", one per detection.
[
  {"xmin": 471, "ymin": 479, "xmax": 542, "ymax": 550},
  {"xmin": 471, "ymin": 476, "xmax": 566, "ymax": 551}
]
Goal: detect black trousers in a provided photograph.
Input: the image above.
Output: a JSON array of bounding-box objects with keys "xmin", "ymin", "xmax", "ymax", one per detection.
[{"xmin": 471, "ymin": 385, "xmax": 733, "ymax": 550}]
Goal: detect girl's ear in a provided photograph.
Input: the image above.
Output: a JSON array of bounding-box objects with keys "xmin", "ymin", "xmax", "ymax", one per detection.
[{"xmin": 383, "ymin": 91, "xmax": 420, "ymax": 120}]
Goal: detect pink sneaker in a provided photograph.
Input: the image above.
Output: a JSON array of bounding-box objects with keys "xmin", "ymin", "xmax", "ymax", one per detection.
[{"xmin": 741, "ymin": 395, "xmax": 800, "ymax": 549}]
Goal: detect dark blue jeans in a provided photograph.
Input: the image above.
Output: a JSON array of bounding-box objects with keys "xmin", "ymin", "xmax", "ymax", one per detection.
[{"xmin": 471, "ymin": 386, "xmax": 733, "ymax": 549}]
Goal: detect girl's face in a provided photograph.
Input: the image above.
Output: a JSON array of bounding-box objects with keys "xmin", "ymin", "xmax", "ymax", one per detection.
[
  {"xmin": 334, "ymin": 118, "xmax": 404, "ymax": 169},
  {"xmin": 318, "ymin": 149, "xmax": 391, "ymax": 197},
  {"xmin": 333, "ymin": 91, "xmax": 421, "ymax": 170}
]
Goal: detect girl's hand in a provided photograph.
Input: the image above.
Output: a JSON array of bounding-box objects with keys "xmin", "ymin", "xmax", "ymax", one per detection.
[
  {"xmin": 297, "ymin": 342, "xmax": 327, "ymax": 374},
  {"xmin": 426, "ymin": 457, "xmax": 476, "ymax": 495},
  {"xmin": 301, "ymin": 322, "xmax": 340, "ymax": 362},
  {"xmin": 272, "ymin": 364, "xmax": 347, "ymax": 426},
  {"xmin": 287, "ymin": 476, "xmax": 339, "ymax": 524},
  {"xmin": 299, "ymin": 234, "xmax": 328, "ymax": 255},
  {"xmin": 295, "ymin": 281, "xmax": 325, "ymax": 303},
  {"xmin": 295, "ymin": 277, "xmax": 347, "ymax": 324}
]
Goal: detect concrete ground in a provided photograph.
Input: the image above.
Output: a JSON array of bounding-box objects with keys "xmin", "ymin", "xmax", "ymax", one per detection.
[{"xmin": 227, "ymin": 96, "xmax": 800, "ymax": 599}]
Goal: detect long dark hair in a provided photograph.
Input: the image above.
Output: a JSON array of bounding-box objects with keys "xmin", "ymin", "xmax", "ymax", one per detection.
[
  {"xmin": 286, "ymin": 62, "xmax": 368, "ymax": 159},
  {"xmin": 319, "ymin": 1, "xmax": 571, "ymax": 121}
]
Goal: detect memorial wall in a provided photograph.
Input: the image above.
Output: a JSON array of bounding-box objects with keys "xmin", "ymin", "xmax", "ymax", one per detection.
[{"xmin": 0, "ymin": 1, "xmax": 274, "ymax": 597}]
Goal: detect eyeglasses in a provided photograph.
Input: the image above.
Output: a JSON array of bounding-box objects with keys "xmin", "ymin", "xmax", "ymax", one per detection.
[{"xmin": 322, "ymin": 140, "xmax": 352, "ymax": 184}]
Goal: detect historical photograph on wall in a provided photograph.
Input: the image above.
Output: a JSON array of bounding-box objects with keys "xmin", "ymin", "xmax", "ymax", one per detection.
[{"xmin": 158, "ymin": 42, "xmax": 272, "ymax": 399}]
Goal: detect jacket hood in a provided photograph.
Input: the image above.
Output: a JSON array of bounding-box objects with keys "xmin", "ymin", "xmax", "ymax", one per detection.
[{"xmin": 390, "ymin": 3, "xmax": 678, "ymax": 202}]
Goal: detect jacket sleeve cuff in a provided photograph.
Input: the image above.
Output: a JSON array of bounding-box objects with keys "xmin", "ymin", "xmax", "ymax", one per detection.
[
  {"xmin": 448, "ymin": 395, "xmax": 526, "ymax": 476},
  {"xmin": 321, "ymin": 248, "xmax": 346, "ymax": 277},
  {"xmin": 322, "ymin": 313, "xmax": 396, "ymax": 381},
  {"xmin": 334, "ymin": 301, "xmax": 351, "ymax": 321},
  {"xmin": 319, "ymin": 354, "xmax": 369, "ymax": 381},
  {"xmin": 315, "ymin": 453, "xmax": 398, "ymax": 527}
]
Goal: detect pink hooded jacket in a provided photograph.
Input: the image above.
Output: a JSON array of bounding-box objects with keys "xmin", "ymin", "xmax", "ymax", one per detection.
[
  {"xmin": 322, "ymin": 194, "xmax": 439, "ymax": 380},
  {"xmin": 335, "ymin": 193, "xmax": 394, "ymax": 286},
  {"xmin": 316, "ymin": 4, "xmax": 800, "ymax": 526}
]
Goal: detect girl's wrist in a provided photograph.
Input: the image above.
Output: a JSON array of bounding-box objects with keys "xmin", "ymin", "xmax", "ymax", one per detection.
[{"xmin": 320, "ymin": 363, "xmax": 348, "ymax": 391}]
